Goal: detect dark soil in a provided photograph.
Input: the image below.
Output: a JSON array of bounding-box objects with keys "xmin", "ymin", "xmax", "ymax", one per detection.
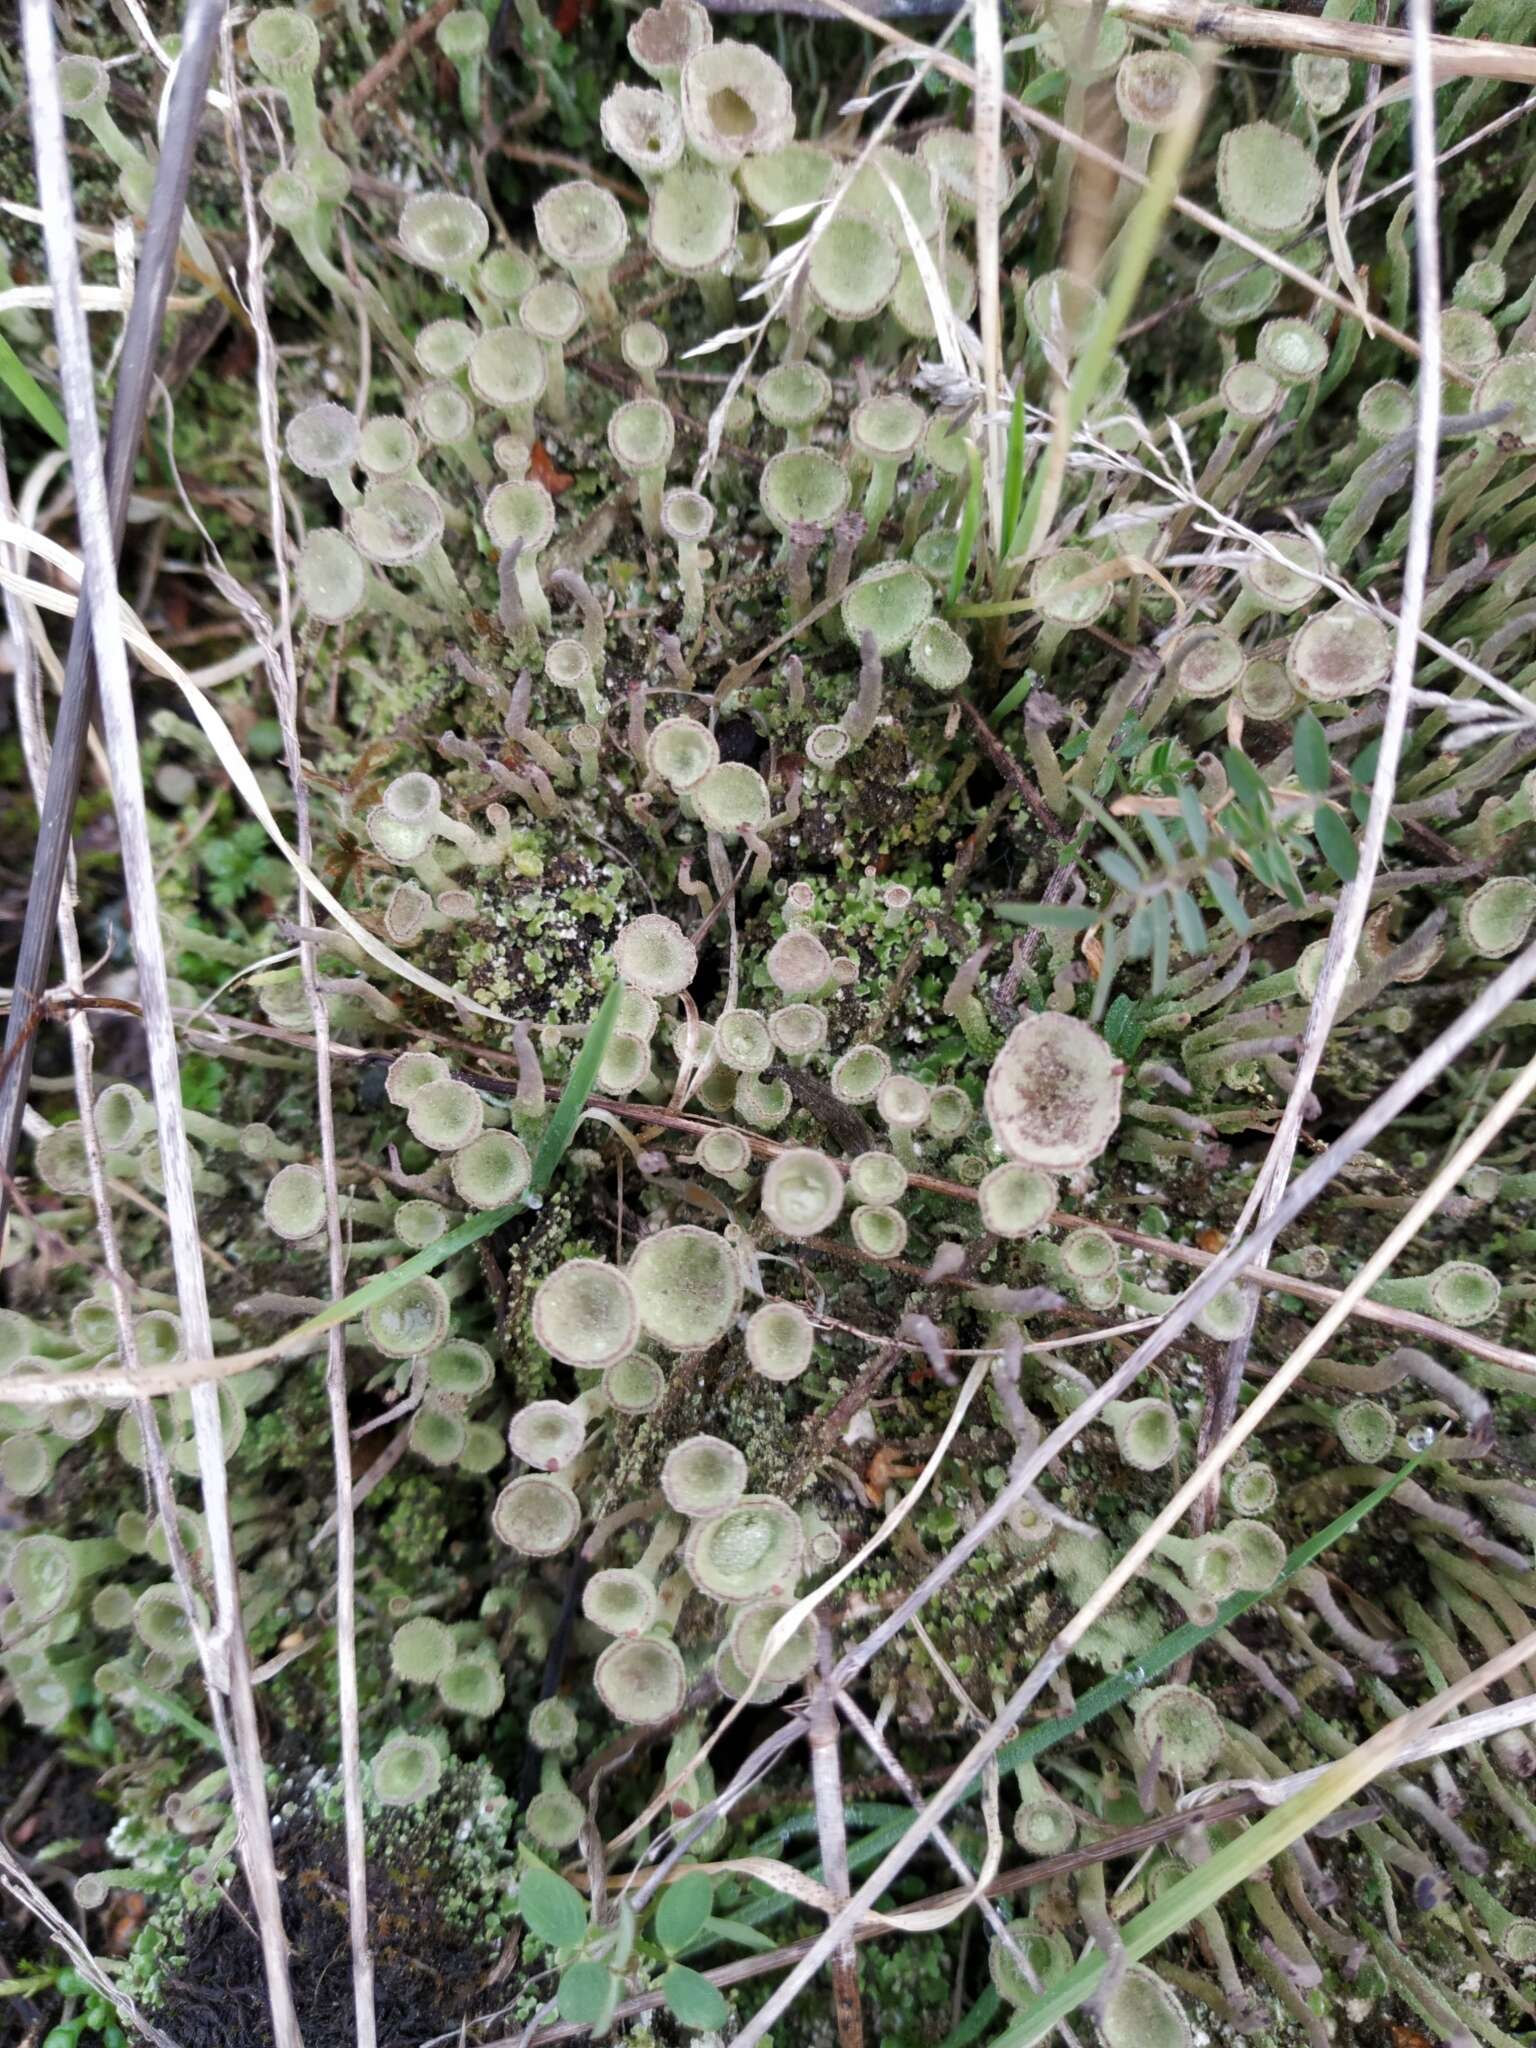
[{"xmin": 158, "ymin": 1809, "xmax": 505, "ymax": 2048}]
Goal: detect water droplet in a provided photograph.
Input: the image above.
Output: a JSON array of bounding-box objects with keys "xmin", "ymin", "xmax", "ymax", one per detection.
[
  {"xmin": 1406, "ymin": 1424, "xmax": 1437, "ymax": 1453},
  {"xmin": 1124, "ymin": 1662, "xmax": 1148, "ymax": 1687}
]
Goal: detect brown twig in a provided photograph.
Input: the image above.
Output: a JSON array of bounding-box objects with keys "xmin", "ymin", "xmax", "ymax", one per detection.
[
  {"xmin": 335, "ymin": 0, "xmax": 458, "ymax": 133},
  {"xmin": 958, "ymin": 695, "xmax": 1067, "ymax": 839}
]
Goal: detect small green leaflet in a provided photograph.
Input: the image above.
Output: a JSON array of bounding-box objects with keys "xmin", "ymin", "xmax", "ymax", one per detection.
[
  {"xmin": 1312, "ymin": 803, "xmax": 1360, "ymax": 881},
  {"xmin": 655, "ymin": 1870, "xmax": 714, "ymax": 1956},
  {"xmin": 662, "ymin": 1964, "xmax": 731, "ymax": 2031},
  {"xmin": 993, "ymin": 902, "xmax": 1100, "ymax": 931},
  {"xmin": 1176, "ymin": 780, "xmax": 1209, "ymax": 855},
  {"xmin": 1293, "ymin": 710, "xmax": 1331, "ymax": 796},
  {"xmin": 948, "ymin": 441, "xmax": 984, "ymax": 608},
  {"xmin": 517, "ymin": 1859, "xmax": 588, "ymax": 1950},
  {"xmin": 1000, "ymin": 385, "xmax": 1028, "ymax": 558},
  {"xmin": 557, "ymin": 1960, "xmax": 618, "ymax": 2031},
  {"xmin": 1223, "ymin": 744, "xmax": 1270, "ymax": 818}
]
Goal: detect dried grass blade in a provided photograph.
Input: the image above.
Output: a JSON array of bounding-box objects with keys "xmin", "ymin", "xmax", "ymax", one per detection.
[
  {"xmin": 1110, "ymin": 0, "xmax": 1536, "ymax": 83},
  {"xmin": 973, "ymin": 0, "xmax": 1006, "ymax": 548}
]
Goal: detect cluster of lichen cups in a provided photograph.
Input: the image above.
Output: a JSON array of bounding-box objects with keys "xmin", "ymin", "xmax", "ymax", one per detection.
[{"xmin": 19, "ymin": 9, "xmax": 1536, "ymax": 2040}]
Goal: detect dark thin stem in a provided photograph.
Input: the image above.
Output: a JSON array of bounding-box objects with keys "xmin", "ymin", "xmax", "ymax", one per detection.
[
  {"xmin": 958, "ymin": 695, "xmax": 1067, "ymax": 839},
  {"xmin": 0, "ymin": 0, "xmax": 226, "ymax": 1243}
]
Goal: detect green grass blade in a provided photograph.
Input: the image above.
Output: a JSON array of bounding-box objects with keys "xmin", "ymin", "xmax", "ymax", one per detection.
[
  {"xmin": 948, "ymin": 443, "xmax": 985, "ymax": 611},
  {"xmin": 530, "ymin": 976, "xmax": 624, "ymax": 1193},
  {"xmin": 1000, "ymin": 387, "xmax": 1028, "ymax": 558},
  {"xmin": 0, "ymin": 331, "xmax": 68, "ymax": 448}
]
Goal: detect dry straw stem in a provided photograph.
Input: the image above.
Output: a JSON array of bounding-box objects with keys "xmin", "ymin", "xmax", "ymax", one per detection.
[
  {"xmin": 807, "ymin": 1649, "xmax": 863, "ymax": 2048},
  {"xmin": 1080, "ymin": 415, "xmax": 1530, "ymax": 714},
  {"xmin": 829, "ymin": 932, "xmax": 1536, "ymax": 1700},
  {"xmin": 1191, "ymin": 1690, "xmax": 1536, "ymax": 1814},
  {"xmin": 1111, "ymin": 0, "xmax": 1536, "ymax": 83},
  {"xmin": 6, "ymin": 1041, "xmax": 1533, "ymax": 1410},
  {"xmin": 1031, "ymin": 1032, "xmax": 1536, "ymax": 1808},
  {"xmin": 1201, "ymin": 0, "xmax": 1445, "ymax": 1487},
  {"xmin": 973, "ymin": 0, "xmax": 1005, "ymax": 550},
  {"xmin": 728, "ymin": 932, "xmax": 1536, "ymax": 2048},
  {"xmin": 223, "ymin": 19, "xmax": 377, "ymax": 2044},
  {"xmin": 20, "ymin": 4, "xmax": 301, "ymax": 2039},
  {"xmin": 0, "ymin": 1840, "xmax": 179, "ymax": 2048},
  {"xmin": 0, "ymin": 0, "xmax": 223, "ymax": 1244},
  {"xmin": 685, "ymin": 6, "xmax": 968, "ymax": 488},
  {"xmin": 807, "ymin": 0, "xmax": 1419, "ymax": 357},
  {"xmin": 1008, "ymin": 60, "xmax": 1207, "ymax": 566}
]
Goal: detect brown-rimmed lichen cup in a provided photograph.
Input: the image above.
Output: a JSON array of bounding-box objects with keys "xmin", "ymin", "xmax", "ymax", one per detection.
[
  {"xmin": 757, "ymin": 361, "xmax": 833, "ymax": 448},
  {"xmin": 679, "ymin": 41, "xmax": 793, "ymax": 165},
  {"xmin": 745, "ymin": 1300, "xmax": 814, "ymax": 1382},
  {"xmin": 662, "ymin": 1434, "xmax": 749, "ymax": 1517},
  {"xmin": 600, "ymin": 83, "xmax": 684, "ymax": 186},
  {"xmin": 1216, "ymin": 120, "xmax": 1322, "ymax": 240},
  {"xmin": 985, "ymin": 1012, "xmax": 1124, "ymax": 1171},
  {"xmin": 841, "ymin": 563, "xmax": 935, "ymax": 657},
  {"xmin": 614, "ymin": 913, "xmax": 697, "ymax": 996},
  {"xmin": 519, "ymin": 279, "xmax": 585, "ymax": 424},
  {"xmin": 594, "ymin": 1634, "xmax": 687, "ymax": 1724},
  {"xmin": 628, "ymin": 0, "xmax": 712, "ymax": 95},
  {"xmin": 1286, "ymin": 603, "xmax": 1392, "ymax": 701},
  {"xmin": 760, "ymin": 447, "xmax": 851, "ymax": 539},
  {"xmin": 806, "ymin": 214, "xmax": 901, "ymax": 324},
  {"xmin": 492, "ymin": 1473, "xmax": 582, "ymax": 1557},
  {"xmin": 647, "ymin": 165, "xmax": 740, "ymax": 323},
  {"xmin": 760, "ymin": 1147, "xmax": 844, "ymax": 1238}
]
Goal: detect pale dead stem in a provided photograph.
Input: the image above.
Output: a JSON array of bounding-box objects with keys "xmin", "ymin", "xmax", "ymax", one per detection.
[
  {"xmin": 492, "ymin": 1681, "xmax": 1536, "ymax": 2048},
  {"xmin": 5, "ymin": 1044, "xmax": 1536, "ymax": 1405},
  {"xmin": 601, "ymin": 910, "xmax": 1536, "ymax": 1906},
  {"xmin": 972, "ymin": 0, "xmax": 1006, "ymax": 551},
  {"xmin": 807, "ymin": 1642, "xmax": 864, "ymax": 2048},
  {"xmin": 0, "ymin": 1840, "xmax": 181, "ymax": 2048},
  {"xmin": 1070, "ymin": 416, "xmax": 1529, "ymax": 714},
  {"xmin": 1112, "ymin": 0, "xmax": 1536, "ymax": 84},
  {"xmin": 19, "ymin": 6, "xmax": 301, "ymax": 2040},
  {"xmin": 1199, "ymin": 0, "xmax": 1445, "ymax": 1502},
  {"xmin": 222, "ymin": 24, "xmax": 377, "ymax": 2047}
]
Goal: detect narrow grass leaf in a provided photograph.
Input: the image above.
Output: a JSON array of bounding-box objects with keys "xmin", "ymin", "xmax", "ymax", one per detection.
[
  {"xmin": 948, "ymin": 442, "xmax": 984, "ymax": 609},
  {"xmin": 0, "ymin": 331, "xmax": 67, "ymax": 447},
  {"xmin": 530, "ymin": 977, "xmax": 625, "ymax": 1194}
]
